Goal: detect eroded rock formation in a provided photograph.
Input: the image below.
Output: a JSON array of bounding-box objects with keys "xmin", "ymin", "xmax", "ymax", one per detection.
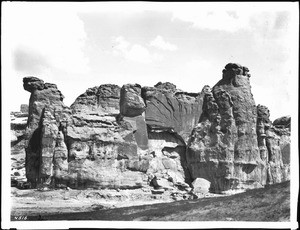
[
  {"xmin": 186, "ymin": 63, "xmax": 290, "ymax": 192},
  {"xmin": 18, "ymin": 63, "xmax": 290, "ymax": 194},
  {"xmin": 11, "ymin": 105, "xmax": 28, "ymax": 186},
  {"xmin": 256, "ymin": 104, "xmax": 286, "ymax": 184},
  {"xmin": 23, "ymin": 77, "xmax": 71, "ymax": 187}
]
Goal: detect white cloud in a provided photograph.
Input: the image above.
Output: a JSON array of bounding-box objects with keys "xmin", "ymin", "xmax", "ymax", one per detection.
[
  {"xmin": 172, "ymin": 9, "xmax": 251, "ymax": 32},
  {"xmin": 112, "ymin": 36, "xmax": 163, "ymax": 63},
  {"xmin": 150, "ymin": 36, "xmax": 178, "ymax": 51},
  {"xmin": 170, "ymin": 3, "xmax": 296, "ymax": 34},
  {"xmin": 3, "ymin": 2, "xmax": 90, "ymax": 75}
]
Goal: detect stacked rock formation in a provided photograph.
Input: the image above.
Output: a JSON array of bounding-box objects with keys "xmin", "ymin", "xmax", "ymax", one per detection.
[{"xmin": 18, "ymin": 63, "xmax": 290, "ymax": 193}]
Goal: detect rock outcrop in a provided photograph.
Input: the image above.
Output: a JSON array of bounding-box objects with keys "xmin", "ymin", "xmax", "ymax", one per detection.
[
  {"xmin": 11, "ymin": 106, "xmax": 28, "ymax": 187},
  {"xmin": 256, "ymin": 104, "xmax": 291, "ymax": 183},
  {"xmin": 272, "ymin": 115, "xmax": 291, "ymax": 181},
  {"xmin": 17, "ymin": 63, "xmax": 290, "ymax": 194},
  {"xmin": 23, "ymin": 77, "xmax": 70, "ymax": 187},
  {"xmin": 186, "ymin": 63, "xmax": 290, "ymax": 192}
]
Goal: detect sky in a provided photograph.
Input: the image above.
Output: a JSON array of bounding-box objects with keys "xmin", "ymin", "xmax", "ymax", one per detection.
[{"xmin": 2, "ymin": 2, "xmax": 299, "ymax": 121}]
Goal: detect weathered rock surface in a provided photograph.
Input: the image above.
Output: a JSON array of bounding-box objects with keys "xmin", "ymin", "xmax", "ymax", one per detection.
[
  {"xmin": 147, "ymin": 131, "xmax": 191, "ymax": 186},
  {"xmin": 256, "ymin": 104, "xmax": 290, "ymax": 184},
  {"xmin": 16, "ymin": 63, "xmax": 290, "ymax": 194},
  {"xmin": 120, "ymin": 84, "xmax": 146, "ymax": 117},
  {"xmin": 11, "ymin": 106, "xmax": 28, "ymax": 187},
  {"xmin": 192, "ymin": 178, "xmax": 211, "ymax": 194},
  {"xmin": 142, "ymin": 82, "xmax": 205, "ymax": 142},
  {"xmin": 64, "ymin": 111, "xmax": 149, "ymax": 189},
  {"xmin": 23, "ymin": 77, "xmax": 70, "ymax": 186},
  {"xmin": 187, "ymin": 64, "xmax": 290, "ymax": 192},
  {"xmin": 273, "ymin": 116, "xmax": 291, "ymax": 129},
  {"xmin": 70, "ymin": 84, "xmax": 120, "ymax": 115},
  {"xmin": 21, "ymin": 77, "xmax": 193, "ymax": 191},
  {"xmin": 11, "ymin": 110, "xmax": 28, "ymax": 151},
  {"xmin": 20, "ymin": 104, "xmax": 29, "ymax": 113}
]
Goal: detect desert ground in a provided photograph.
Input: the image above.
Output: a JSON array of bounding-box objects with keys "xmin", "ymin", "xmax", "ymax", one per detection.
[{"xmin": 11, "ymin": 181, "xmax": 289, "ymax": 221}]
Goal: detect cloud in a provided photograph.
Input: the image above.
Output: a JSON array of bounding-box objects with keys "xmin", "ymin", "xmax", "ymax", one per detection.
[
  {"xmin": 4, "ymin": 3, "xmax": 90, "ymax": 75},
  {"xmin": 170, "ymin": 3, "xmax": 295, "ymax": 35},
  {"xmin": 171, "ymin": 9, "xmax": 251, "ymax": 32},
  {"xmin": 13, "ymin": 46, "xmax": 50, "ymax": 73},
  {"xmin": 150, "ymin": 35, "xmax": 178, "ymax": 51},
  {"xmin": 112, "ymin": 36, "xmax": 163, "ymax": 63},
  {"xmin": 249, "ymin": 11, "xmax": 291, "ymax": 41}
]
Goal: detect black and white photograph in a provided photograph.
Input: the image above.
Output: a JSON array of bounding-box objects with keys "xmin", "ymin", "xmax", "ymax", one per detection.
[{"xmin": 1, "ymin": 2, "xmax": 299, "ymax": 229}]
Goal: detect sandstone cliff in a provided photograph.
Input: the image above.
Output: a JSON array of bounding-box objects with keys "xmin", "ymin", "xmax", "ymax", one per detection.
[
  {"xmin": 21, "ymin": 79, "xmax": 197, "ymax": 191},
  {"xmin": 186, "ymin": 63, "xmax": 290, "ymax": 192},
  {"xmin": 18, "ymin": 63, "xmax": 290, "ymax": 194}
]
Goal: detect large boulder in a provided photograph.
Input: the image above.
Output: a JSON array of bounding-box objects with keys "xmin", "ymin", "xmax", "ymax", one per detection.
[
  {"xmin": 192, "ymin": 178, "xmax": 211, "ymax": 193},
  {"xmin": 120, "ymin": 84, "xmax": 146, "ymax": 117}
]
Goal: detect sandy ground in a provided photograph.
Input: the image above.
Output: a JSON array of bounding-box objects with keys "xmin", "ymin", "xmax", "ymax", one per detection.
[
  {"xmin": 10, "ymin": 181, "xmax": 290, "ymax": 221},
  {"xmin": 11, "ymin": 186, "xmax": 225, "ymax": 218}
]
